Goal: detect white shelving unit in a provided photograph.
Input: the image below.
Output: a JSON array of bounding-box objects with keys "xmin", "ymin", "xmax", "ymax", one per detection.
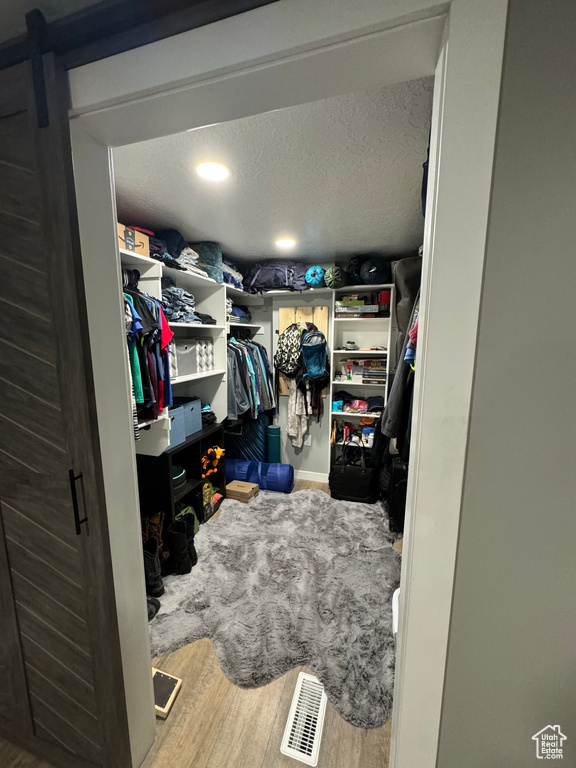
[
  {"xmin": 328, "ymin": 283, "xmax": 395, "ymax": 461},
  {"xmin": 120, "ymin": 251, "xmax": 227, "ymax": 455}
]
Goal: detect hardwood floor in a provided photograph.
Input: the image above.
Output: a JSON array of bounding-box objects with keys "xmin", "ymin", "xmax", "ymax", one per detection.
[
  {"xmin": 142, "ymin": 639, "xmax": 391, "ymax": 768},
  {"xmin": 0, "ymin": 479, "xmax": 400, "ymax": 768}
]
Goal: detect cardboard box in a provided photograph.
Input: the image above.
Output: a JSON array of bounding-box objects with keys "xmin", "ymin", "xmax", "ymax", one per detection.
[
  {"xmin": 117, "ymin": 223, "xmax": 150, "ymax": 258},
  {"xmin": 226, "ymin": 481, "xmax": 259, "ymax": 502}
]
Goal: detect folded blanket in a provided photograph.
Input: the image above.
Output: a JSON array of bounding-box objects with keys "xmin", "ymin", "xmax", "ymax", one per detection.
[{"xmin": 192, "ymin": 241, "xmax": 223, "ymax": 283}]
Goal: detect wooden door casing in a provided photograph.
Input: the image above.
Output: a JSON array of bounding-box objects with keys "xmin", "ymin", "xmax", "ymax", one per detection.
[{"xmin": 0, "ymin": 57, "xmax": 132, "ymax": 768}]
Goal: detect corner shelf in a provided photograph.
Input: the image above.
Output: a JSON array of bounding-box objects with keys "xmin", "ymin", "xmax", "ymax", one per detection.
[
  {"xmin": 331, "ymin": 411, "xmax": 382, "ymax": 419},
  {"xmin": 334, "ymin": 317, "xmax": 390, "ymax": 323},
  {"xmin": 172, "ymin": 369, "xmax": 226, "ymax": 385},
  {"xmin": 332, "ymin": 350, "xmax": 387, "ymax": 356},
  {"xmin": 332, "ymin": 380, "xmax": 386, "ymax": 387},
  {"xmin": 226, "ymin": 322, "xmax": 261, "ymax": 331},
  {"xmin": 332, "ymin": 283, "xmax": 394, "ymax": 293}
]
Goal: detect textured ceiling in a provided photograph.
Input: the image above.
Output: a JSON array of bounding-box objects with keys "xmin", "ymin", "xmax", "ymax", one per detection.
[{"xmin": 113, "ymin": 77, "xmax": 434, "ymax": 264}]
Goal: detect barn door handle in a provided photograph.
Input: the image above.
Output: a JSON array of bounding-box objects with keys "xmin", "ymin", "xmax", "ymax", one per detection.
[{"xmin": 69, "ymin": 469, "xmax": 88, "ymax": 535}]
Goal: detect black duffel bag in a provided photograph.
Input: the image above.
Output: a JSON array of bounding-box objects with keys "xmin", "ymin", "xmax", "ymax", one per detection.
[{"xmin": 329, "ymin": 439, "xmax": 379, "ymax": 504}]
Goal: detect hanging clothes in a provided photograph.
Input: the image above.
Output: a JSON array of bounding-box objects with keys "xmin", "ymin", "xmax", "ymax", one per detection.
[
  {"xmin": 122, "ymin": 268, "xmax": 174, "ymax": 432},
  {"xmin": 226, "ymin": 337, "xmax": 275, "ymax": 421}
]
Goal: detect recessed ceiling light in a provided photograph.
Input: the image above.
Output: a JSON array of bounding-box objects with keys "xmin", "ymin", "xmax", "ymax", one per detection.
[
  {"xmin": 196, "ymin": 162, "xmax": 230, "ymax": 181},
  {"xmin": 276, "ymin": 238, "xmax": 296, "ymax": 250}
]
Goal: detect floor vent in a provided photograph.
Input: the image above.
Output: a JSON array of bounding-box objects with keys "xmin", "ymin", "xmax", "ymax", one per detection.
[{"xmin": 280, "ymin": 672, "xmax": 327, "ymax": 766}]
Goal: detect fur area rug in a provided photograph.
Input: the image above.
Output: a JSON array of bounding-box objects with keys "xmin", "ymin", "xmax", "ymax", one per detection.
[{"xmin": 149, "ymin": 489, "xmax": 401, "ymax": 728}]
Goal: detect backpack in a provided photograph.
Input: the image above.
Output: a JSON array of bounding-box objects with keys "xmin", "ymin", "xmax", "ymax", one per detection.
[
  {"xmin": 245, "ymin": 261, "xmax": 309, "ymax": 292},
  {"xmin": 299, "ymin": 331, "xmax": 330, "ymax": 388},
  {"xmin": 274, "ymin": 323, "xmax": 303, "ymax": 377}
]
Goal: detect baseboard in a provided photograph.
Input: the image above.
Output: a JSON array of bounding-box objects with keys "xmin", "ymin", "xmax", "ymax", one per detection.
[{"xmin": 294, "ymin": 470, "xmax": 329, "ymax": 483}]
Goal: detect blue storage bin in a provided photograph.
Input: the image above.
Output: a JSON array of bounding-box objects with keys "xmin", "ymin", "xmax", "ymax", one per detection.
[
  {"xmin": 167, "ymin": 406, "xmax": 186, "ymax": 449},
  {"xmin": 172, "ymin": 396, "xmax": 202, "ymax": 437}
]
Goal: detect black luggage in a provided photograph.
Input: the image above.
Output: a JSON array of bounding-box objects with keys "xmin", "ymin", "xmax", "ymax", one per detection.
[
  {"xmin": 329, "ymin": 440, "xmax": 379, "ymax": 504},
  {"xmin": 384, "ymin": 458, "xmax": 408, "ymax": 533}
]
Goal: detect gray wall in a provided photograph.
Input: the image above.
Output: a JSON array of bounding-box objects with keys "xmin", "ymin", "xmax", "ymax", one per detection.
[{"xmin": 437, "ymin": 1, "xmax": 576, "ymax": 765}]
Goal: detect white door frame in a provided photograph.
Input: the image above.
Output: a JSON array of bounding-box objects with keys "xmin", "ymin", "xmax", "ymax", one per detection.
[{"xmin": 68, "ymin": 1, "xmax": 508, "ymax": 766}]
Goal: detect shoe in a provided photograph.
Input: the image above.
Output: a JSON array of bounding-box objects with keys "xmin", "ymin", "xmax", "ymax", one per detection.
[
  {"xmin": 147, "ymin": 596, "xmax": 161, "ymax": 622},
  {"xmin": 147, "ymin": 511, "xmax": 165, "ymax": 558},
  {"xmin": 143, "ymin": 537, "xmax": 165, "ymax": 597},
  {"xmin": 179, "ymin": 512, "xmax": 198, "ymax": 568},
  {"xmin": 163, "ymin": 521, "xmax": 192, "ymax": 575}
]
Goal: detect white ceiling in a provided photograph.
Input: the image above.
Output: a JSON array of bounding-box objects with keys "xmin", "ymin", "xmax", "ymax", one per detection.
[
  {"xmin": 0, "ymin": 0, "xmax": 97, "ymax": 42},
  {"xmin": 113, "ymin": 77, "xmax": 433, "ymax": 264}
]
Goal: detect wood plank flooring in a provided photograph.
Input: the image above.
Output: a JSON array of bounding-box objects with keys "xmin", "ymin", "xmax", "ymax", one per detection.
[{"xmin": 0, "ymin": 479, "xmax": 400, "ymax": 768}]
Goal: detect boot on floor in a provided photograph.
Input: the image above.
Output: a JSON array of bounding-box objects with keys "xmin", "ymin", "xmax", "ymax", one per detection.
[
  {"xmin": 147, "ymin": 596, "xmax": 161, "ymax": 622},
  {"xmin": 163, "ymin": 521, "xmax": 193, "ymax": 575},
  {"xmin": 179, "ymin": 512, "xmax": 198, "ymax": 568},
  {"xmin": 143, "ymin": 537, "xmax": 165, "ymax": 597}
]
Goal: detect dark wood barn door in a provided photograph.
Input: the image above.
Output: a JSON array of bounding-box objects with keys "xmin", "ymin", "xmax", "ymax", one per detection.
[{"xmin": 0, "ymin": 56, "xmax": 133, "ymax": 768}]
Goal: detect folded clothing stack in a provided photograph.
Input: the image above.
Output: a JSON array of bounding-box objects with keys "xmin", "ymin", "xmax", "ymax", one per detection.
[
  {"xmin": 161, "ymin": 276, "xmax": 217, "ymax": 325},
  {"xmin": 201, "ymin": 402, "xmax": 217, "ymax": 427},
  {"xmin": 222, "ymin": 256, "xmax": 244, "ymax": 290},
  {"xmin": 162, "ymin": 277, "xmax": 200, "ymax": 323},
  {"xmin": 229, "ymin": 305, "xmax": 252, "ymax": 323}
]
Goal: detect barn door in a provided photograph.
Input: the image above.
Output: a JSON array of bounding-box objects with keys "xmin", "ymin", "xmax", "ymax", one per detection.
[{"xmin": 0, "ymin": 56, "xmax": 132, "ymax": 768}]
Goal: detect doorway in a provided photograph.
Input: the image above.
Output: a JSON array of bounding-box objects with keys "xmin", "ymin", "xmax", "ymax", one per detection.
[{"xmin": 66, "ymin": 2, "xmax": 508, "ymax": 767}]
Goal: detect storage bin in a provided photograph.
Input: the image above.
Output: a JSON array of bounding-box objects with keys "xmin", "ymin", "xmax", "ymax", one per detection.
[
  {"xmin": 196, "ymin": 339, "xmax": 214, "ymax": 372},
  {"xmin": 175, "ymin": 340, "xmax": 198, "ymax": 376},
  {"xmin": 172, "ymin": 396, "xmax": 202, "ymax": 437},
  {"xmin": 166, "ymin": 406, "xmax": 186, "ymax": 450}
]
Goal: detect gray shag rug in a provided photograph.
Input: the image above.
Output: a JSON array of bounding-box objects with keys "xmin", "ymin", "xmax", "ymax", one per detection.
[{"xmin": 149, "ymin": 489, "xmax": 401, "ymax": 728}]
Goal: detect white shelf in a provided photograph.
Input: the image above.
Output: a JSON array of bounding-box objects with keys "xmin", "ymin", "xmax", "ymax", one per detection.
[
  {"xmin": 262, "ymin": 287, "xmax": 333, "ymax": 295},
  {"xmin": 226, "ymin": 322, "xmax": 261, "ymax": 330},
  {"xmin": 169, "ymin": 268, "xmax": 220, "ymax": 291},
  {"xmin": 225, "ymin": 285, "xmax": 248, "ymax": 297},
  {"xmin": 333, "ymin": 283, "xmax": 393, "ymax": 293},
  {"xmin": 332, "ymin": 349, "xmax": 387, "ymax": 356},
  {"xmin": 170, "ymin": 323, "xmax": 225, "ymax": 332},
  {"xmin": 138, "ymin": 411, "xmax": 170, "ymax": 428},
  {"xmin": 332, "ymin": 380, "xmax": 386, "ymax": 387},
  {"xmin": 172, "ymin": 368, "xmax": 226, "ymax": 385},
  {"xmin": 119, "ymin": 248, "xmax": 154, "ymax": 264},
  {"xmin": 331, "ymin": 411, "xmax": 382, "ymax": 419},
  {"xmin": 334, "ymin": 316, "xmax": 390, "ymax": 322}
]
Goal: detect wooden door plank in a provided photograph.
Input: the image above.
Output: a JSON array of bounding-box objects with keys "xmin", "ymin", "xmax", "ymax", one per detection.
[
  {"xmin": 22, "ymin": 637, "xmax": 97, "ymax": 717},
  {"xmin": 0, "ymin": 211, "xmax": 44, "ymax": 271},
  {"xmin": 7, "ymin": 539, "xmax": 85, "ymax": 619},
  {"xmin": 29, "ymin": 693, "xmax": 102, "ymax": 765},
  {"xmin": 2, "ymin": 475, "xmax": 81, "ymax": 547},
  {"xmin": 26, "ymin": 666, "xmax": 99, "ymax": 746},
  {"xmin": 0, "ymin": 163, "xmax": 40, "ymax": 225},
  {"xmin": 0, "ymin": 253, "xmax": 51, "ymax": 320},
  {"xmin": 0, "ymin": 511, "xmax": 31, "ymax": 733},
  {"xmin": 3, "ymin": 505, "xmax": 83, "ymax": 584},
  {"xmin": 0, "ymin": 112, "xmax": 35, "ymax": 172},
  {"xmin": 313, "ymin": 306, "xmax": 329, "ymax": 336},
  {"xmin": 0, "ymin": 64, "xmax": 29, "ymax": 117},
  {"xmin": 0, "ymin": 301, "xmax": 55, "ymax": 363},
  {"xmin": 0, "ymin": 380, "xmax": 65, "ymax": 449},
  {"xmin": 294, "ymin": 306, "xmax": 314, "ymax": 326},
  {"xmin": 11, "ymin": 571, "xmax": 90, "ymax": 651},
  {"xmin": 0, "ymin": 340, "xmax": 60, "ymax": 403},
  {"xmin": 17, "ymin": 604, "xmax": 93, "ymax": 686}
]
